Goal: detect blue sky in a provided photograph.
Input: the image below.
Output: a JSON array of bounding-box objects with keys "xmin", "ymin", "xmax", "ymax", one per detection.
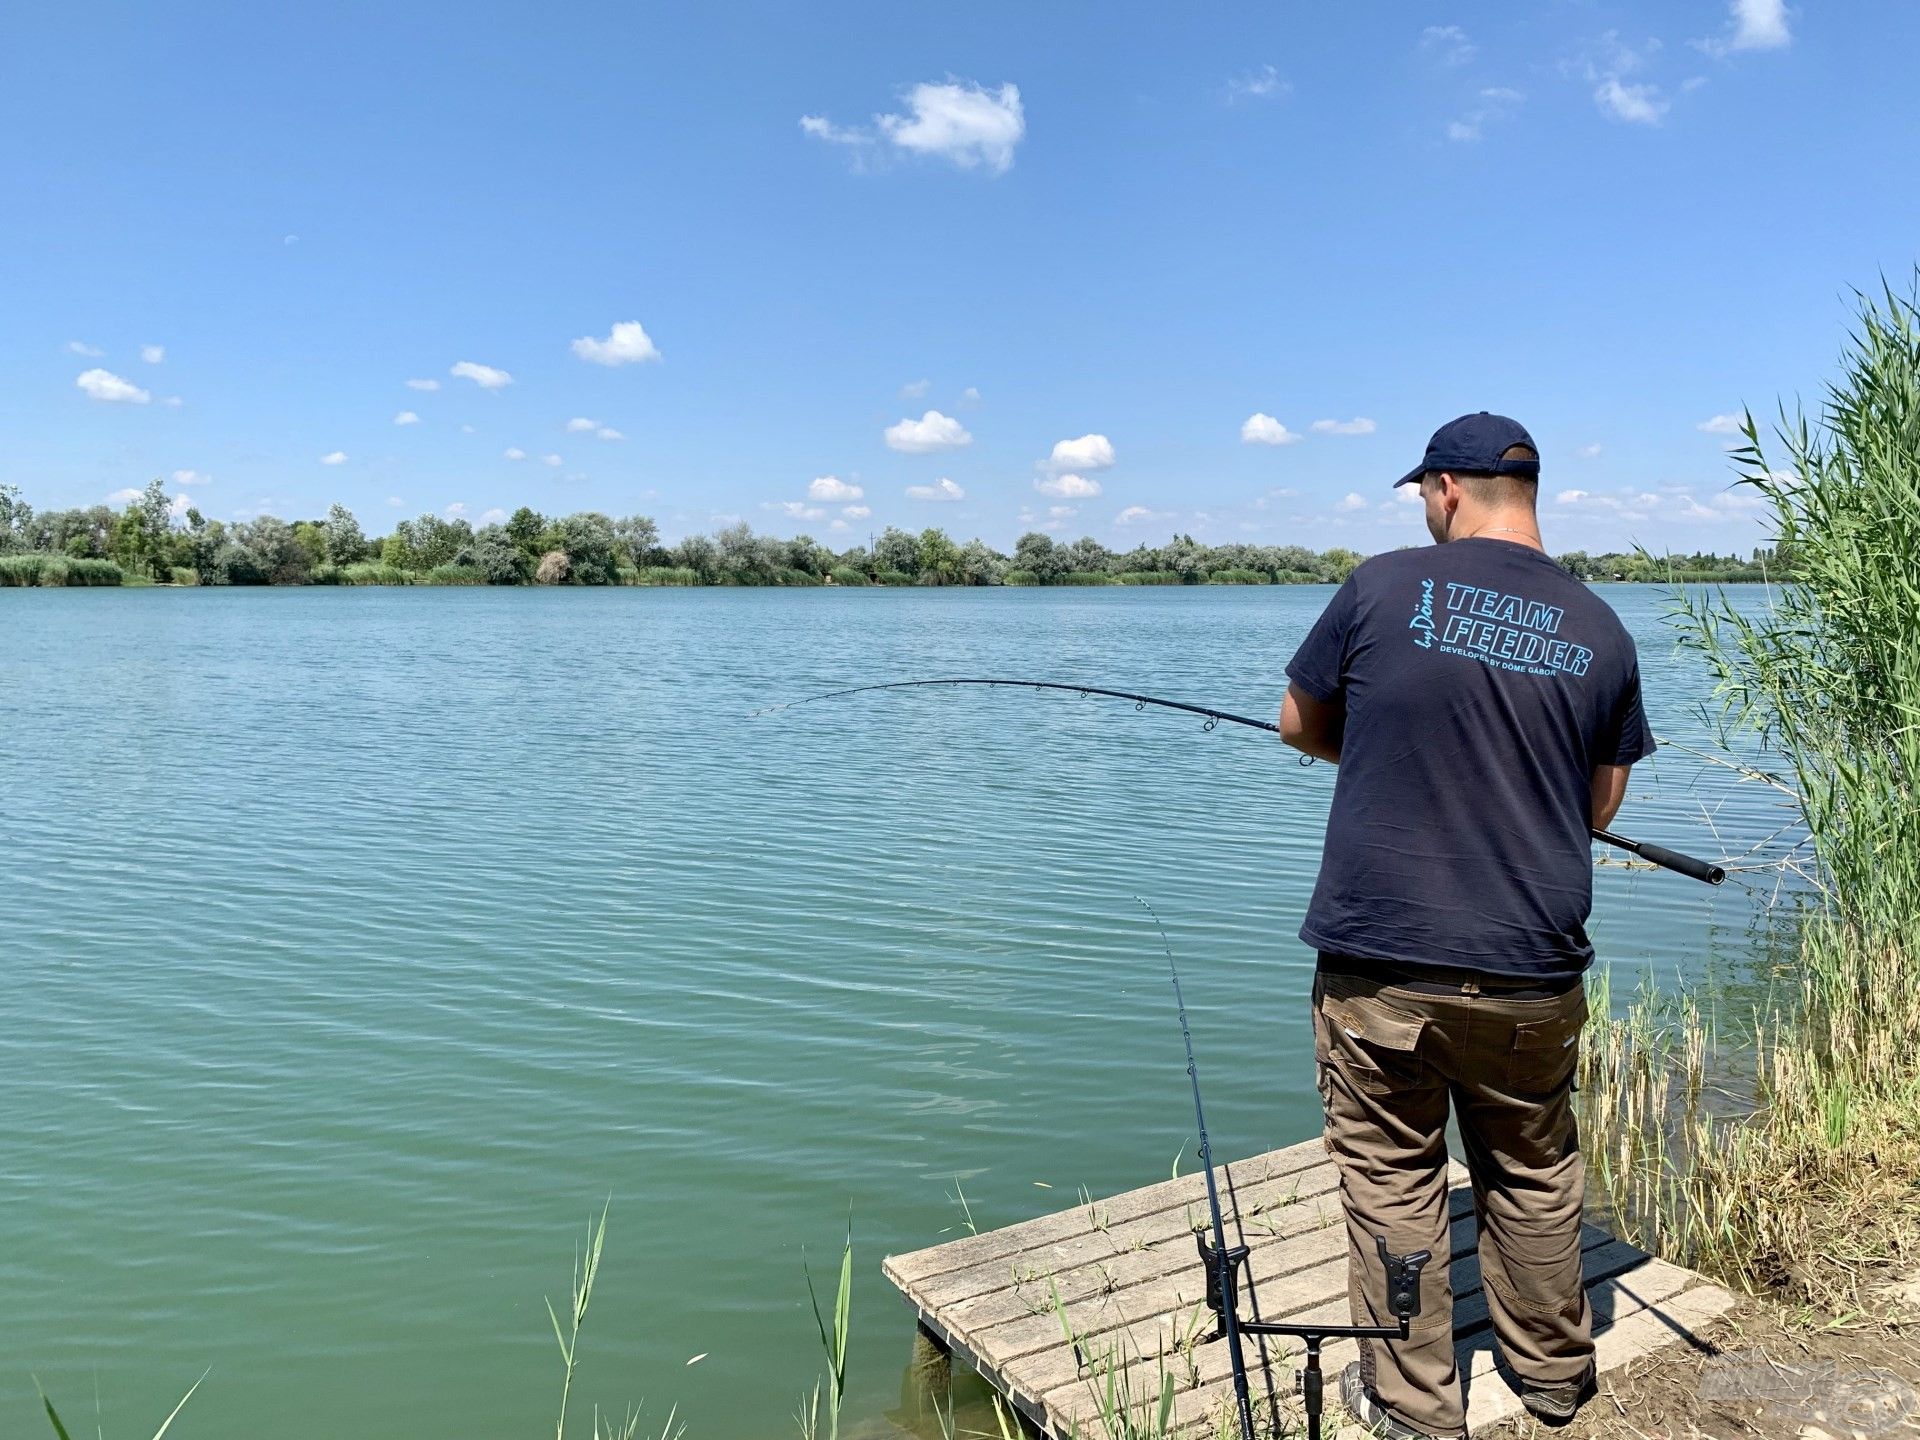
[{"xmin": 4, "ymin": 1, "xmax": 1915, "ymax": 554}]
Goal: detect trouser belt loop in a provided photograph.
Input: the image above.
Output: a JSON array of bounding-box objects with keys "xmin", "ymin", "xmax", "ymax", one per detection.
[{"xmin": 1461, "ymin": 978, "xmax": 1480, "ymax": 997}]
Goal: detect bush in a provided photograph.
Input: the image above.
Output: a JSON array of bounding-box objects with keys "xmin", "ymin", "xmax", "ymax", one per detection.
[
  {"xmin": 0, "ymin": 554, "xmax": 123, "ymax": 586},
  {"xmin": 1058, "ymin": 571, "xmax": 1114, "ymax": 585},
  {"xmin": 873, "ymin": 569, "xmax": 913, "ymax": 586},
  {"xmin": 777, "ymin": 567, "xmax": 823, "ymax": 587},
  {"xmin": 827, "ymin": 565, "xmax": 870, "ymax": 587},
  {"xmin": 169, "ymin": 567, "xmax": 200, "ymax": 587},
  {"xmin": 1002, "ymin": 569, "xmax": 1040, "ymax": 586},
  {"xmin": 1207, "ymin": 568, "xmax": 1271, "ymax": 585},
  {"xmin": 629, "ymin": 566, "xmax": 698, "ymax": 586},
  {"xmin": 1114, "ymin": 570, "xmax": 1182, "ymax": 585},
  {"xmin": 422, "ymin": 564, "xmax": 485, "ymax": 586},
  {"xmin": 314, "ymin": 562, "xmax": 414, "ymax": 586}
]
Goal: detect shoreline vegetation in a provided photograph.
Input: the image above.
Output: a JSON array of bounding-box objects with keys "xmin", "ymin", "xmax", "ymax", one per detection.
[{"xmin": 0, "ymin": 482, "xmax": 1776, "ymax": 590}]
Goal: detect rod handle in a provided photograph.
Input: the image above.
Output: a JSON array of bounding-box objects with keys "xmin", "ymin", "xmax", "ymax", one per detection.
[{"xmin": 1592, "ymin": 829, "xmax": 1727, "ymax": 885}]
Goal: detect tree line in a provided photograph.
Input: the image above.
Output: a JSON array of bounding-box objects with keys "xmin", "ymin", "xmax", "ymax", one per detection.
[{"xmin": 0, "ymin": 480, "xmax": 1781, "ymax": 588}]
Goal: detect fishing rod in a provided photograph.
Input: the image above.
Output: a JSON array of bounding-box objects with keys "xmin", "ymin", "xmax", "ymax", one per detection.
[
  {"xmin": 757, "ymin": 677, "xmax": 1728, "ymax": 885},
  {"xmin": 1142, "ymin": 900, "xmax": 1430, "ymax": 1440}
]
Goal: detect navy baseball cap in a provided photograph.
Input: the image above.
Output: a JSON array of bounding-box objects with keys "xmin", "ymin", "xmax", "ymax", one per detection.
[{"xmin": 1393, "ymin": 412, "xmax": 1541, "ymax": 488}]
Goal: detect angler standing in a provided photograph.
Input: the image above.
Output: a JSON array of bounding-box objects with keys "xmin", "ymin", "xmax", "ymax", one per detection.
[{"xmin": 1279, "ymin": 413, "xmax": 1653, "ymax": 1439}]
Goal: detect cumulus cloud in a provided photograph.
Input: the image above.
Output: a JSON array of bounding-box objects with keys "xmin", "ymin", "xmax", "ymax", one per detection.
[
  {"xmin": 394, "ymin": 410, "xmax": 420, "ymax": 426},
  {"xmin": 842, "ymin": 504, "xmax": 871, "ymax": 519},
  {"xmin": 808, "ymin": 476, "xmax": 864, "ymax": 501},
  {"xmin": 1448, "ymin": 87, "xmax": 1524, "ymax": 143},
  {"xmin": 769, "ymin": 500, "xmax": 827, "ymax": 520},
  {"xmin": 1115, "ymin": 505, "xmax": 1174, "ymax": 526},
  {"xmin": 900, "ymin": 378, "xmax": 931, "ymax": 398},
  {"xmin": 905, "ymin": 477, "xmax": 966, "ymax": 501},
  {"xmin": 1035, "ymin": 474, "xmax": 1102, "ymax": 499},
  {"xmin": 320, "ymin": 451, "xmax": 348, "ymax": 465},
  {"xmin": 481, "ymin": 507, "xmax": 507, "ymax": 525},
  {"xmin": 171, "ymin": 469, "xmax": 211, "ymax": 486},
  {"xmin": 961, "ymin": 386, "xmax": 982, "ymax": 404},
  {"xmin": 1420, "ymin": 25, "xmax": 1478, "ymax": 66},
  {"xmin": 140, "ymin": 344, "xmax": 165, "ymax": 364},
  {"xmin": 452, "ymin": 360, "xmax": 513, "ymax": 389},
  {"xmin": 1698, "ymin": 0, "xmax": 1791, "ymax": 56},
  {"xmin": 806, "ymin": 80, "xmax": 1026, "ymax": 173},
  {"xmin": 566, "ymin": 417, "xmax": 598, "ymax": 432},
  {"xmin": 572, "ymin": 321, "xmax": 661, "ymax": 366},
  {"xmin": 76, "ymin": 368, "xmax": 150, "ymax": 404},
  {"xmin": 504, "ymin": 447, "xmax": 528, "ymax": 461},
  {"xmin": 543, "ymin": 454, "xmax": 563, "ymax": 467},
  {"xmin": 160, "ymin": 395, "xmax": 183, "ymax": 408},
  {"xmin": 1226, "ymin": 64, "xmax": 1290, "ymax": 103},
  {"xmin": 1335, "ymin": 492, "xmax": 1370, "ymax": 512},
  {"xmin": 406, "ymin": 377, "xmax": 441, "ymax": 391},
  {"xmin": 386, "ymin": 496, "xmax": 405, "ymax": 508},
  {"xmin": 1697, "ymin": 412, "xmax": 1744, "ymax": 434},
  {"xmin": 595, "ymin": 427, "xmax": 623, "ymax": 441},
  {"xmin": 106, "ymin": 487, "xmax": 143, "ymax": 505},
  {"xmin": 1556, "ymin": 489, "xmax": 1590, "ymax": 505},
  {"xmin": 885, "ymin": 409, "xmax": 972, "ymax": 453},
  {"xmin": 66, "ymin": 340, "xmax": 104, "ymax": 357},
  {"xmin": 1312, "ymin": 417, "xmax": 1377, "ymax": 436},
  {"xmin": 1581, "ymin": 33, "xmax": 1670, "ymax": 125},
  {"xmin": 445, "ymin": 502, "xmax": 468, "ymax": 517},
  {"xmin": 1044, "ymin": 433, "xmax": 1115, "ymax": 472},
  {"xmin": 1578, "ymin": 442, "xmax": 1604, "ymax": 458},
  {"xmin": 1241, "ymin": 413, "xmax": 1302, "ymax": 446}
]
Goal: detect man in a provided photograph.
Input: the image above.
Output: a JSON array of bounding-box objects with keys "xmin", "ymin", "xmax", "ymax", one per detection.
[{"xmin": 1279, "ymin": 413, "xmax": 1653, "ymax": 1439}]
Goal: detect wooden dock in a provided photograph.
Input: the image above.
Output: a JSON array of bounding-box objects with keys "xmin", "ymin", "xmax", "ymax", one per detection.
[{"xmin": 883, "ymin": 1139, "xmax": 1737, "ymax": 1437}]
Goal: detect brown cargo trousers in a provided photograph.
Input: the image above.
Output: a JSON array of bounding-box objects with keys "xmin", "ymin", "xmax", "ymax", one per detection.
[{"xmin": 1313, "ymin": 954, "xmax": 1594, "ymax": 1438}]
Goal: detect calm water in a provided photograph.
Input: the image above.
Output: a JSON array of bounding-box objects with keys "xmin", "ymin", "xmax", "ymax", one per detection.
[{"xmin": 1, "ymin": 585, "xmax": 1786, "ymax": 1438}]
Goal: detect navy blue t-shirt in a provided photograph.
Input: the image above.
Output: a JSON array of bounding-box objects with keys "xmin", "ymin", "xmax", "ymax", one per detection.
[{"xmin": 1285, "ymin": 538, "xmax": 1655, "ymax": 980}]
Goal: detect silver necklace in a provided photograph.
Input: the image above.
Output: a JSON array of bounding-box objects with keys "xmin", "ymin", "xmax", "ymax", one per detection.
[{"xmin": 1475, "ymin": 526, "xmax": 1539, "ymax": 542}]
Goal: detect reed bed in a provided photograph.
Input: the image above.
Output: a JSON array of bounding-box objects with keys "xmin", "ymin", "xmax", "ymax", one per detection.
[
  {"xmin": 0, "ymin": 554, "xmax": 124, "ymax": 586},
  {"xmin": 1579, "ymin": 277, "xmax": 1920, "ymax": 1312}
]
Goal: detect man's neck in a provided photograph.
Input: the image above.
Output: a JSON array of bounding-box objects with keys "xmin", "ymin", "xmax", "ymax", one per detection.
[{"xmin": 1451, "ymin": 509, "xmax": 1544, "ymax": 552}]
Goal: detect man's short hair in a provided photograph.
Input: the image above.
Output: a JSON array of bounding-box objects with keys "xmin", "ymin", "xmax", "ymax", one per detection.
[{"xmin": 1428, "ymin": 444, "xmax": 1539, "ymax": 506}]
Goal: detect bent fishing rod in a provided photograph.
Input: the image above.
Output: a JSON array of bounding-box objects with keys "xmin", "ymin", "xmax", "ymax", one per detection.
[
  {"xmin": 757, "ymin": 678, "xmax": 1727, "ymax": 885},
  {"xmin": 1144, "ymin": 899, "xmax": 1429, "ymax": 1440}
]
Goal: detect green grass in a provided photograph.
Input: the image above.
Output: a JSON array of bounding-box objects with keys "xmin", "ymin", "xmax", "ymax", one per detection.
[
  {"xmin": 827, "ymin": 565, "xmax": 870, "ymax": 586},
  {"xmin": 1203, "ymin": 568, "xmax": 1269, "ymax": 585},
  {"xmin": 1112, "ymin": 571, "xmax": 1183, "ymax": 585},
  {"xmin": 312, "ymin": 562, "xmax": 417, "ymax": 585},
  {"xmin": 0, "ymin": 554, "xmax": 124, "ymax": 586}
]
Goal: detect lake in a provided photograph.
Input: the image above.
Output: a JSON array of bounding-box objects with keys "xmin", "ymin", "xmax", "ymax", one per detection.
[{"xmin": 0, "ymin": 584, "xmax": 1788, "ymax": 1439}]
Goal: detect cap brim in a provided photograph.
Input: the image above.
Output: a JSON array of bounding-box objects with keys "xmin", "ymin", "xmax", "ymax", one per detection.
[{"xmin": 1392, "ymin": 463, "xmax": 1427, "ymax": 488}]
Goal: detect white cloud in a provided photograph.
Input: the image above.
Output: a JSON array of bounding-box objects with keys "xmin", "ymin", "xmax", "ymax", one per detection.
[
  {"xmin": 1697, "ymin": 412, "xmax": 1744, "ymax": 434},
  {"xmin": 140, "ymin": 344, "xmax": 165, "ymax": 364},
  {"xmin": 1045, "ymin": 433, "xmax": 1116, "ymax": 472},
  {"xmin": 1578, "ymin": 442, "xmax": 1604, "ymax": 458},
  {"xmin": 460, "ymin": 423, "xmax": 475, "ymax": 434},
  {"xmin": 66, "ymin": 340, "xmax": 103, "ymax": 357},
  {"xmin": 75, "ymin": 368, "xmax": 151, "ymax": 404},
  {"xmin": 1596, "ymin": 76, "xmax": 1669, "ymax": 124},
  {"xmin": 320, "ymin": 451, "xmax": 348, "ymax": 465},
  {"xmin": 885, "ymin": 409, "xmax": 973, "ymax": 453},
  {"xmin": 1036, "ymin": 473, "xmax": 1102, "ymax": 499},
  {"xmin": 842, "ymin": 504, "xmax": 871, "ymax": 519},
  {"xmin": 809, "ymin": 476, "xmax": 864, "ymax": 502},
  {"xmin": 799, "ymin": 114, "xmax": 872, "ymax": 149},
  {"xmin": 445, "ymin": 502, "xmax": 468, "ymax": 517},
  {"xmin": 480, "ymin": 508, "xmax": 507, "ymax": 525},
  {"xmin": 572, "ymin": 321, "xmax": 661, "ymax": 367},
  {"xmin": 1556, "ymin": 489, "xmax": 1590, "ymax": 505},
  {"xmin": 504, "ymin": 447, "xmax": 528, "ymax": 461},
  {"xmin": 1335, "ymin": 492, "xmax": 1370, "ymax": 512},
  {"xmin": 451, "ymin": 360, "xmax": 513, "ymax": 389},
  {"xmin": 1312, "ymin": 417, "xmax": 1377, "ymax": 436},
  {"xmin": 161, "ymin": 395, "xmax": 183, "ymax": 408},
  {"xmin": 1047, "ymin": 505, "xmax": 1076, "ymax": 519},
  {"xmin": 1698, "ymin": 0, "xmax": 1792, "ymax": 56},
  {"xmin": 386, "ymin": 496, "xmax": 405, "ymax": 508},
  {"xmin": 1448, "ymin": 87, "xmax": 1524, "ymax": 142},
  {"xmin": 1115, "ymin": 505, "xmax": 1174, "ymax": 526},
  {"xmin": 961, "ymin": 386, "xmax": 982, "ymax": 404},
  {"xmin": 595, "ymin": 427, "xmax": 624, "ymax": 441},
  {"xmin": 106, "ymin": 487, "xmax": 143, "ymax": 505},
  {"xmin": 905, "ymin": 477, "xmax": 966, "ymax": 501},
  {"xmin": 1241, "ymin": 413, "xmax": 1302, "ymax": 446},
  {"xmin": 1227, "ymin": 64, "xmax": 1290, "ymax": 103},
  {"xmin": 171, "ymin": 469, "xmax": 211, "ymax": 486},
  {"xmin": 769, "ymin": 501, "xmax": 827, "ymax": 520},
  {"xmin": 543, "ymin": 454, "xmax": 563, "ymax": 467},
  {"xmin": 900, "ymin": 378, "xmax": 931, "ymax": 399},
  {"xmin": 566, "ymin": 416, "xmax": 598, "ymax": 432},
  {"xmin": 405, "ymin": 377, "xmax": 441, "ymax": 391},
  {"xmin": 394, "ymin": 410, "xmax": 420, "ymax": 426},
  {"xmin": 1420, "ymin": 25, "xmax": 1478, "ymax": 66},
  {"xmin": 880, "ymin": 80, "xmax": 1025, "ymax": 172}
]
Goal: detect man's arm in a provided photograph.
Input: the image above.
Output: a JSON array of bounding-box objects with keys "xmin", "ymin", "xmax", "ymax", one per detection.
[
  {"xmin": 1591, "ymin": 764, "xmax": 1631, "ymax": 830},
  {"xmin": 1281, "ymin": 683, "xmax": 1345, "ymax": 764}
]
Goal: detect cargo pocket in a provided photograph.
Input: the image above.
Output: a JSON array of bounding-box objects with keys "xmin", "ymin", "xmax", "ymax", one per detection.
[
  {"xmin": 1319, "ymin": 985, "xmax": 1427, "ymax": 1097},
  {"xmin": 1507, "ymin": 994, "xmax": 1588, "ymax": 1098}
]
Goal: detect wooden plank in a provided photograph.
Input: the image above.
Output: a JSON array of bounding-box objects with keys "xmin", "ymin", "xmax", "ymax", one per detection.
[{"xmin": 883, "ymin": 1140, "xmax": 1331, "ymax": 1289}]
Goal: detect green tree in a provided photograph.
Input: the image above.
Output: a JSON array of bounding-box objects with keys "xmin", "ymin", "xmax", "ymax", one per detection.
[
  {"xmin": 613, "ymin": 514, "xmax": 660, "ymax": 568},
  {"xmin": 957, "ymin": 537, "xmax": 1004, "ymax": 585},
  {"xmin": 323, "ymin": 503, "xmax": 367, "ymax": 564},
  {"xmin": 0, "ymin": 482, "xmax": 29, "ymax": 552},
  {"xmin": 873, "ymin": 526, "xmax": 920, "ymax": 578},
  {"xmin": 671, "ymin": 533, "xmax": 718, "ymax": 582},
  {"xmin": 472, "ymin": 525, "xmax": 532, "ymax": 584},
  {"xmin": 1013, "ymin": 531, "xmax": 1064, "ymax": 583},
  {"xmin": 1322, "ymin": 547, "xmax": 1365, "ymax": 582},
  {"xmin": 916, "ymin": 527, "xmax": 960, "ymax": 584},
  {"xmin": 556, "ymin": 512, "xmax": 620, "ymax": 583},
  {"xmin": 506, "ymin": 506, "xmax": 546, "ymax": 558}
]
